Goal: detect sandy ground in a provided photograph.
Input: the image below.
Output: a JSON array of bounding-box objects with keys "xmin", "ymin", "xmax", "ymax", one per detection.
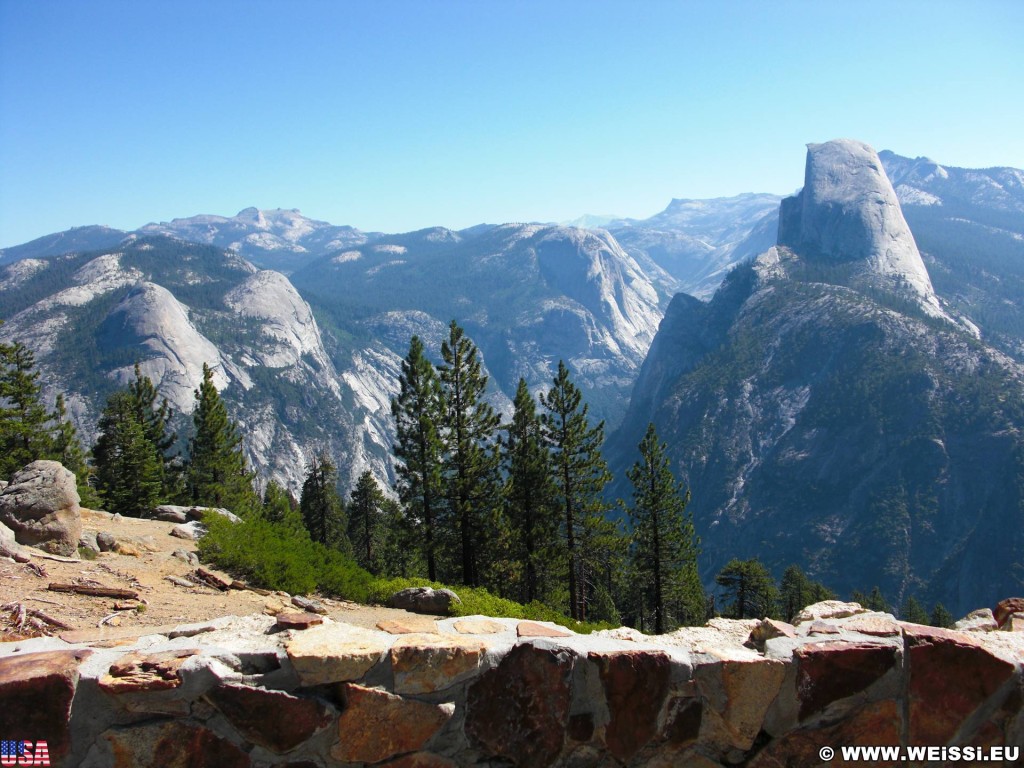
[{"xmin": 0, "ymin": 508, "xmax": 417, "ymax": 643}]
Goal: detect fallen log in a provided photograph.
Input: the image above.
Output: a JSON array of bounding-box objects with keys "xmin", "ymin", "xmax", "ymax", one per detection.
[
  {"xmin": 193, "ymin": 568, "xmax": 232, "ymax": 591},
  {"xmin": 2, "ymin": 602, "xmax": 74, "ymax": 631},
  {"xmin": 48, "ymin": 582, "xmax": 139, "ymax": 599}
]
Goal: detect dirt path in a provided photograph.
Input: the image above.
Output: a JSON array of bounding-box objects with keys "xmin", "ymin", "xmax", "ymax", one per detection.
[{"xmin": 0, "ymin": 508, "xmax": 417, "ymax": 643}]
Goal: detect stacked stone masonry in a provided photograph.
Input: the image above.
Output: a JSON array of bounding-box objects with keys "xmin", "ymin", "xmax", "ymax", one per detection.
[{"xmin": 1, "ymin": 601, "xmax": 1022, "ymax": 767}]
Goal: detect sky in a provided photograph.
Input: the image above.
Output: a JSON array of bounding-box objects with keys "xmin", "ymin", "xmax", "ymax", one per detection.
[{"xmin": 1, "ymin": 1, "xmax": 1022, "ymax": 247}]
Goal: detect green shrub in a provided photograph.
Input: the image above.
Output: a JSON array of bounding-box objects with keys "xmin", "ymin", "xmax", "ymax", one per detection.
[{"xmin": 198, "ymin": 513, "xmax": 612, "ymax": 634}]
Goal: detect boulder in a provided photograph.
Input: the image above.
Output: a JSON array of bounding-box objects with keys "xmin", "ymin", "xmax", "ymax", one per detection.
[
  {"xmin": 388, "ymin": 587, "xmax": 462, "ymax": 616},
  {"xmin": 96, "ymin": 531, "xmax": 116, "ymax": 552},
  {"xmin": 170, "ymin": 521, "xmax": 205, "ymax": 540},
  {"xmin": 994, "ymin": 598, "xmax": 1024, "ymax": 628},
  {"xmin": 78, "ymin": 531, "xmax": 100, "ymax": 554},
  {"xmin": 153, "ymin": 505, "xmax": 190, "ymax": 523},
  {"xmin": 954, "ymin": 608, "xmax": 999, "ymax": 633},
  {"xmin": 171, "ymin": 549, "xmax": 200, "ymax": 566},
  {"xmin": 0, "ymin": 460, "xmax": 81, "ymax": 556},
  {"xmin": 1, "ymin": 519, "xmax": 32, "ymax": 562},
  {"xmin": 186, "ymin": 506, "xmax": 241, "ymax": 524},
  {"xmin": 792, "ymin": 600, "xmax": 867, "ymax": 625}
]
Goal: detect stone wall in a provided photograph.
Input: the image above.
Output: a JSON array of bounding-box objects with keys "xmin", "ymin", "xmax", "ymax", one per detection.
[{"xmin": 1, "ymin": 602, "xmax": 1022, "ymax": 767}]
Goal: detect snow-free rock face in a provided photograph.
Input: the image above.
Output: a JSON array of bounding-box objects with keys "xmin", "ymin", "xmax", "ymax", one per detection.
[
  {"xmin": 223, "ymin": 270, "xmax": 333, "ymax": 371},
  {"xmin": 102, "ymin": 282, "xmax": 228, "ymax": 413},
  {"xmin": 778, "ymin": 139, "xmax": 942, "ymax": 314}
]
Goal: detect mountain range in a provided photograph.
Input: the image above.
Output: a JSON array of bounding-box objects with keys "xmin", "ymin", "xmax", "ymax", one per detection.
[
  {"xmin": 609, "ymin": 140, "xmax": 1024, "ymax": 615},
  {"xmin": 3, "ymin": 141, "xmax": 1024, "ymax": 613}
]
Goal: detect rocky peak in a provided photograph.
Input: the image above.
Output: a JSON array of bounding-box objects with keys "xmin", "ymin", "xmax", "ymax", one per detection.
[{"xmin": 778, "ymin": 139, "xmax": 943, "ymax": 315}]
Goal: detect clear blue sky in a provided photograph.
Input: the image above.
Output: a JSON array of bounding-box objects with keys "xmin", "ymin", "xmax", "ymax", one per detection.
[{"xmin": 1, "ymin": 1, "xmax": 1022, "ymax": 247}]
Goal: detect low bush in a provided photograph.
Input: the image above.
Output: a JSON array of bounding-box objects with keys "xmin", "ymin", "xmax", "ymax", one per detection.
[{"xmin": 198, "ymin": 513, "xmax": 611, "ymax": 633}]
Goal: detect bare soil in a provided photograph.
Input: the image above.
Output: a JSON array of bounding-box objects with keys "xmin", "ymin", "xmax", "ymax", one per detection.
[{"xmin": 0, "ymin": 508, "xmax": 416, "ymax": 643}]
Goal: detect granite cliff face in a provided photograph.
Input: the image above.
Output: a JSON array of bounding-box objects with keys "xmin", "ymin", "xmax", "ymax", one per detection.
[
  {"xmin": 613, "ymin": 140, "xmax": 1024, "ymax": 616},
  {"xmin": 778, "ymin": 139, "xmax": 943, "ymax": 316}
]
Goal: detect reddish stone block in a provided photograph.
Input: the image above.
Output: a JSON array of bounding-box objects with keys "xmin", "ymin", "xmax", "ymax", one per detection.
[
  {"xmin": 904, "ymin": 623, "xmax": 1016, "ymax": 745},
  {"xmin": 275, "ymin": 611, "xmax": 323, "ymax": 630},
  {"xmin": 331, "ymin": 683, "xmax": 451, "ymax": 764},
  {"xmin": 662, "ymin": 697, "xmax": 703, "ymax": 746},
  {"xmin": 205, "ymin": 683, "xmax": 333, "ymax": 753},
  {"xmin": 465, "ymin": 643, "xmax": 575, "ymax": 767},
  {"xmin": 589, "ymin": 650, "xmax": 671, "ymax": 761},
  {"xmin": 995, "ymin": 598, "xmax": 1024, "ymax": 628},
  {"xmin": 567, "ymin": 713, "xmax": 594, "ymax": 742},
  {"xmin": 795, "ymin": 641, "xmax": 898, "ymax": 719},
  {"xmin": 0, "ymin": 649, "xmax": 91, "ymax": 763},
  {"xmin": 749, "ymin": 700, "xmax": 900, "ymax": 767},
  {"xmin": 104, "ymin": 721, "xmax": 251, "ymax": 768},
  {"xmin": 99, "ymin": 648, "xmax": 200, "ymax": 693}
]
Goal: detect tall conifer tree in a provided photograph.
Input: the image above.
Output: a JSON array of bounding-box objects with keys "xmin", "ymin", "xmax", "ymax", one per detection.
[
  {"xmin": 540, "ymin": 360, "xmax": 614, "ymax": 621},
  {"xmin": 51, "ymin": 393, "xmax": 100, "ymax": 507},
  {"xmin": 626, "ymin": 423, "xmax": 704, "ymax": 633},
  {"xmin": 187, "ymin": 363, "xmax": 256, "ymax": 513},
  {"xmin": 0, "ymin": 339, "xmax": 53, "ymax": 477},
  {"xmin": 93, "ymin": 391, "xmax": 163, "ymax": 516},
  {"xmin": 502, "ymin": 378, "xmax": 558, "ymax": 604},
  {"xmin": 348, "ymin": 470, "xmax": 386, "ymax": 573},
  {"xmin": 128, "ymin": 364, "xmax": 180, "ymax": 498},
  {"xmin": 300, "ymin": 451, "xmax": 349, "ymax": 552},
  {"xmin": 438, "ymin": 321, "xmax": 501, "ymax": 587},
  {"xmin": 391, "ymin": 336, "xmax": 444, "ymax": 581}
]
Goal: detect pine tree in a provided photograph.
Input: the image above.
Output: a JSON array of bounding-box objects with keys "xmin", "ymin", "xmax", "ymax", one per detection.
[
  {"xmin": 299, "ymin": 451, "xmax": 349, "ymax": 553},
  {"xmin": 0, "ymin": 338, "xmax": 53, "ymax": 477},
  {"xmin": 626, "ymin": 423, "xmax": 704, "ymax": 633},
  {"xmin": 930, "ymin": 602, "xmax": 954, "ymax": 628},
  {"xmin": 51, "ymin": 393, "xmax": 100, "ymax": 507},
  {"xmin": 127, "ymin": 364, "xmax": 180, "ymax": 498},
  {"xmin": 391, "ymin": 336, "xmax": 445, "ymax": 581},
  {"xmin": 348, "ymin": 470, "xmax": 386, "ymax": 574},
  {"xmin": 900, "ymin": 595, "xmax": 930, "ymax": 625},
  {"xmin": 261, "ymin": 480, "xmax": 305, "ymax": 535},
  {"xmin": 715, "ymin": 558, "xmax": 779, "ymax": 619},
  {"xmin": 93, "ymin": 391, "xmax": 163, "ymax": 517},
  {"xmin": 378, "ymin": 496, "xmax": 423, "ymax": 578},
  {"xmin": 502, "ymin": 378, "xmax": 559, "ymax": 604},
  {"xmin": 778, "ymin": 565, "xmax": 812, "ymax": 622},
  {"xmin": 540, "ymin": 360, "xmax": 614, "ymax": 621},
  {"xmin": 187, "ymin": 363, "xmax": 256, "ymax": 514},
  {"xmin": 438, "ymin": 321, "xmax": 501, "ymax": 587}
]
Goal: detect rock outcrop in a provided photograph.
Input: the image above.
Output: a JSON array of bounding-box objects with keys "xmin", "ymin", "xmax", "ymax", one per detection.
[
  {"xmin": 0, "ymin": 460, "xmax": 81, "ymax": 556},
  {"xmin": 1, "ymin": 602, "xmax": 1020, "ymax": 767},
  {"xmin": 778, "ymin": 138, "xmax": 944, "ymax": 316}
]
